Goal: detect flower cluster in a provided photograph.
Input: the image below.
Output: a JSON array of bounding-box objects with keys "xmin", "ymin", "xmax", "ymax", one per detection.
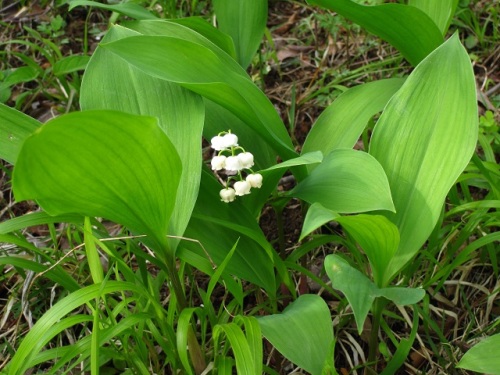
[{"xmin": 210, "ymin": 131, "xmax": 263, "ymax": 203}]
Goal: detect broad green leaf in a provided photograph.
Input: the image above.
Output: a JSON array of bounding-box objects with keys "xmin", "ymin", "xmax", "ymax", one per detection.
[
  {"xmin": 258, "ymin": 294, "xmax": 334, "ymax": 375},
  {"xmin": 369, "ymin": 34, "xmax": 478, "ymax": 283},
  {"xmin": 302, "ymin": 78, "xmax": 405, "ymax": 160},
  {"xmin": 457, "ymin": 334, "xmax": 500, "ymax": 374},
  {"xmin": 335, "ymin": 215, "xmax": 399, "ymax": 287},
  {"xmin": 307, "ymin": 0, "xmax": 443, "ymax": 66},
  {"xmin": 325, "ymin": 255, "xmax": 425, "ymax": 334},
  {"xmin": 300, "ymin": 203, "xmax": 339, "ymax": 241},
  {"xmin": 213, "ymin": 0, "xmax": 267, "ymax": 68},
  {"xmin": 0, "ymin": 103, "xmax": 41, "ymax": 164},
  {"xmin": 2, "ymin": 66, "xmax": 39, "ymax": 86},
  {"xmin": 325, "ymin": 254, "xmax": 377, "ymax": 334},
  {"xmin": 80, "ymin": 25, "xmax": 204, "ymax": 251},
  {"xmin": 125, "ymin": 18, "xmax": 236, "ymax": 59},
  {"xmin": 13, "ymin": 110, "xmax": 181, "ymax": 254},
  {"xmin": 408, "ymin": 0, "xmax": 458, "ymax": 36},
  {"xmin": 378, "ymin": 287, "xmax": 425, "ymax": 306},
  {"xmin": 53, "ymin": 54, "xmax": 90, "ymax": 75},
  {"xmin": 290, "ymin": 149, "xmax": 394, "ymax": 213},
  {"xmin": 101, "ymin": 34, "xmax": 297, "ymax": 161},
  {"xmin": 68, "ymin": 0, "xmax": 157, "ymax": 20},
  {"xmin": 7, "ymin": 281, "xmax": 144, "ymax": 375}
]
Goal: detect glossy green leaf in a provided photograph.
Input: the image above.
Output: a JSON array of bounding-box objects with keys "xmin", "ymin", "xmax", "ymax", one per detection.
[
  {"xmin": 290, "ymin": 149, "xmax": 394, "ymax": 213},
  {"xmin": 408, "ymin": 0, "xmax": 458, "ymax": 35},
  {"xmin": 300, "ymin": 203, "xmax": 339, "ymax": 241},
  {"xmin": 457, "ymin": 334, "xmax": 500, "ymax": 374},
  {"xmin": 80, "ymin": 25, "xmax": 204, "ymax": 250},
  {"xmin": 302, "ymin": 78, "xmax": 405, "ymax": 160},
  {"xmin": 335, "ymin": 215, "xmax": 399, "ymax": 287},
  {"xmin": 13, "ymin": 110, "xmax": 181, "ymax": 253},
  {"xmin": 307, "ymin": 0, "xmax": 443, "ymax": 66},
  {"xmin": 325, "ymin": 255, "xmax": 425, "ymax": 334},
  {"xmin": 369, "ymin": 34, "xmax": 478, "ymax": 283},
  {"xmin": 258, "ymin": 294, "xmax": 334, "ymax": 375},
  {"xmin": 0, "ymin": 103, "xmax": 40, "ymax": 164},
  {"xmin": 68, "ymin": 0, "xmax": 157, "ymax": 20},
  {"xmin": 213, "ymin": 0, "xmax": 267, "ymax": 68},
  {"xmin": 101, "ymin": 34, "xmax": 296, "ymax": 161}
]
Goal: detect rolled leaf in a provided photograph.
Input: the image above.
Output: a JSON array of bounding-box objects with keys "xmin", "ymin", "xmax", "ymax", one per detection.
[{"xmin": 213, "ymin": 0, "xmax": 268, "ymax": 68}]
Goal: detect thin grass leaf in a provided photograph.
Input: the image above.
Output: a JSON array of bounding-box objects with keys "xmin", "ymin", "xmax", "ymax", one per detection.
[
  {"xmin": 84, "ymin": 217, "xmax": 104, "ymax": 284},
  {"xmin": 8, "ymin": 281, "xmax": 144, "ymax": 375},
  {"xmin": 0, "ymin": 212, "xmax": 83, "ymax": 234}
]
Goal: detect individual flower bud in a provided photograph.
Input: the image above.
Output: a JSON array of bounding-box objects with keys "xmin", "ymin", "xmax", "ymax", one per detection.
[
  {"xmin": 237, "ymin": 152, "xmax": 254, "ymax": 169},
  {"xmin": 220, "ymin": 187, "xmax": 236, "ymax": 203},
  {"xmin": 225, "ymin": 155, "xmax": 243, "ymax": 172},
  {"xmin": 222, "ymin": 133, "xmax": 238, "ymax": 148},
  {"xmin": 234, "ymin": 180, "xmax": 251, "ymax": 196},
  {"xmin": 211, "ymin": 135, "xmax": 226, "ymax": 151},
  {"xmin": 246, "ymin": 173, "xmax": 263, "ymax": 188},
  {"xmin": 211, "ymin": 155, "xmax": 226, "ymax": 171}
]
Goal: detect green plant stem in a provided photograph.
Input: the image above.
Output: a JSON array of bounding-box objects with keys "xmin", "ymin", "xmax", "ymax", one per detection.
[{"xmin": 365, "ymin": 298, "xmax": 386, "ymax": 375}]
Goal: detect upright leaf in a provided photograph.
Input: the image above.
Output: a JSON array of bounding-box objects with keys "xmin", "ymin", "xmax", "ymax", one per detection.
[
  {"xmin": 307, "ymin": 0, "xmax": 443, "ymax": 66},
  {"xmin": 212, "ymin": 0, "xmax": 268, "ymax": 68},
  {"xmin": 302, "ymin": 78, "xmax": 405, "ymax": 160},
  {"xmin": 81, "ymin": 25, "xmax": 204, "ymax": 250},
  {"xmin": 369, "ymin": 34, "xmax": 478, "ymax": 283},
  {"xmin": 408, "ymin": 0, "xmax": 458, "ymax": 36},
  {"xmin": 13, "ymin": 110, "xmax": 181, "ymax": 253},
  {"xmin": 0, "ymin": 103, "xmax": 41, "ymax": 164},
  {"xmin": 258, "ymin": 294, "xmax": 334, "ymax": 375}
]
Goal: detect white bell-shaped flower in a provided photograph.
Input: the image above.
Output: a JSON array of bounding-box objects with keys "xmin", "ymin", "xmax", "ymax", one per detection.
[
  {"xmin": 234, "ymin": 180, "xmax": 251, "ymax": 196},
  {"xmin": 246, "ymin": 173, "xmax": 263, "ymax": 188},
  {"xmin": 211, "ymin": 135, "xmax": 226, "ymax": 151},
  {"xmin": 237, "ymin": 152, "xmax": 254, "ymax": 169},
  {"xmin": 220, "ymin": 187, "xmax": 236, "ymax": 203},
  {"xmin": 225, "ymin": 155, "xmax": 243, "ymax": 172},
  {"xmin": 222, "ymin": 133, "xmax": 238, "ymax": 148},
  {"xmin": 211, "ymin": 155, "xmax": 226, "ymax": 171}
]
